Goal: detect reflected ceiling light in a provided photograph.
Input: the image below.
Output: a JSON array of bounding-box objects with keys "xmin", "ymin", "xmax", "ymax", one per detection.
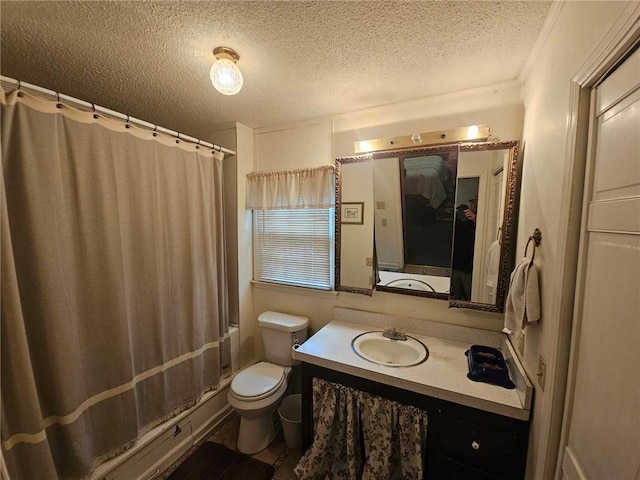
[{"xmin": 210, "ymin": 47, "xmax": 243, "ymax": 96}]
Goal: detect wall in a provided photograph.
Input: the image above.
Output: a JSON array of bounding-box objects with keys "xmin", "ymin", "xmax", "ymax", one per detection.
[
  {"xmin": 252, "ymin": 81, "xmax": 524, "ymax": 337},
  {"xmin": 516, "ymin": 3, "xmax": 636, "ymax": 479},
  {"xmin": 238, "ymin": 5, "xmax": 638, "ymax": 480},
  {"xmin": 199, "ymin": 123, "xmax": 257, "ymax": 368}
]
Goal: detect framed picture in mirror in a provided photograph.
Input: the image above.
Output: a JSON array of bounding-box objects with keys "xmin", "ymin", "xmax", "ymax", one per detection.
[{"xmin": 341, "ymin": 202, "xmax": 364, "ymax": 224}]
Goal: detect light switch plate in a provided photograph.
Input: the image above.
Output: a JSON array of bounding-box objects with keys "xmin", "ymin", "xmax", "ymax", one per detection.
[
  {"xmin": 537, "ymin": 356, "xmax": 546, "ymax": 391},
  {"xmin": 376, "ymin": 201, "xmax": 386, "ymax": 210}
]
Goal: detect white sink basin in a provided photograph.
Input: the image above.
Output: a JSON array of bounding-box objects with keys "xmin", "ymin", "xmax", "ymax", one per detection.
[{"xmin": 351, "ymin": 331, "xmax": 429, "ymax": 367}]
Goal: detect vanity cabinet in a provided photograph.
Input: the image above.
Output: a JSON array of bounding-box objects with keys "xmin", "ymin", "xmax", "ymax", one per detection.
[{"xmin": 300, "ymin": 362, "xmax": 529, "ymax": 480}]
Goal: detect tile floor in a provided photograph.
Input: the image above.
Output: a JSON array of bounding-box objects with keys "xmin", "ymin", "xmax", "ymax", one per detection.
[{"xmin": 160, "ymin": 411, "xmax": 302, "ymax": 480}]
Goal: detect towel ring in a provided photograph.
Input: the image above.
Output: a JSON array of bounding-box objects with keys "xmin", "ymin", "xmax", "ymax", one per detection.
[{"xmin": 525, "ymin": 228, "xmax": 542, "ymax": 264}]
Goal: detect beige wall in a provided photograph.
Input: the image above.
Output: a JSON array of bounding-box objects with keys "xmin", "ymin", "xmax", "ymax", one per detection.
[
  {"xmin": 199, "ymin": 123, "xmax": 257, "ymax": 368},
  {"xmin": 252, "ymin": 81, "xmax": 524, "ymax": 336},
  {"xmin": 516, "ymin": 2, "xmax": 635, "ymax": 479},
  {"xmin": 243, "ymin": 5, "xmax": 637, "ymax": 477}
]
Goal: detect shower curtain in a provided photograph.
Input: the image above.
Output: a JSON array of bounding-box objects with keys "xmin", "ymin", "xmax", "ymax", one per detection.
[{"xmin": 1, "ymin": 88, "xmax": 229, "ymax": 479}]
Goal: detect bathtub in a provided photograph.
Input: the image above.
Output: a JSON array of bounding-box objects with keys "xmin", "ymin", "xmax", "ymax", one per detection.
[{"xmin": 91, "ymin": 326, "xmax": 240, "ymax": 480}]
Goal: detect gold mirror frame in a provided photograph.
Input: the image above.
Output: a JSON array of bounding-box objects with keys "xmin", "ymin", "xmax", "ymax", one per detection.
[
  {"xmin": 334, "ymin": 141, "xmax": 521, "ymax": 312},
  {"xmin": 449, "ymin": 141, "xmax": 521, "ymax": 313}
]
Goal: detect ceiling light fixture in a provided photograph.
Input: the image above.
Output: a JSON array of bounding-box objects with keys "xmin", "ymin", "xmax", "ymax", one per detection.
[{"xmin": 210, "ymin": 47, "xmax": 243, "ymax": 96}]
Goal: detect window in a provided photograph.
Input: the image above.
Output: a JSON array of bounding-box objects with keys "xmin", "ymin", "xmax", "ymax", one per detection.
[{"xmin": 254, "ymin": 208, "xmax": 333, "ymax": 289}]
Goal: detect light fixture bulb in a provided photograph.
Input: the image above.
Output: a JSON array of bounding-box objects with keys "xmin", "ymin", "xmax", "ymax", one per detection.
[
  {"xmin": 466, "ymin": 125, "xmax": 480, "ymax": 138},
  {"xmin": 210, "ymin": 47, "xmax": 243, "ymax": 96}
]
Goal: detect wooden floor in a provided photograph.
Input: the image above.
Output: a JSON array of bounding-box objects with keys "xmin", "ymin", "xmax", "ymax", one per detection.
[{"xmin": 160, "ymin": 411, "xmax": 302, "ymax": 480}]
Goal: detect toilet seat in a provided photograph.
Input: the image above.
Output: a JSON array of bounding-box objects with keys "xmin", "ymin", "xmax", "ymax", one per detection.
[{"xmin": 230, "ymin": 362, "xmax": 285, "ymax": 401}]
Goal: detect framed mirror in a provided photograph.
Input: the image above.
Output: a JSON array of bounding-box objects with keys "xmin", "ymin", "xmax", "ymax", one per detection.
[
  {"xmin": 335, "ymin": 141, "xmax": 521, "ymax": 312},
  {"xmin": 449, "ymin": 141, "xmax": 520, "ymax": 312},
  {"xmin": 335, "ymin": 157, "xmax": 375, "ymax": 295}
]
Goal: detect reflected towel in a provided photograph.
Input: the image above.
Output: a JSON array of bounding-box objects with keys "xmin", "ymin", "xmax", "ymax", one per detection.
[
  {"xmin": 404, "ymin": 173, "xmax": 447, "ymax": 209},
  {"xmin": 503, "ymin": 257, "xmax": 540, "ymax": 335},
  {"xmin": 485, "ymin": 240, "xmax": 501, "ymax": 288}
]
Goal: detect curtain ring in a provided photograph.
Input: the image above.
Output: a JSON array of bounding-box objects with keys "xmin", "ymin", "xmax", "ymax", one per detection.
[
  {"xmin": 91, "ymin": 103, "xmax": 99, "ymax": 119},
  {"xmin": 195, "ymin": 139, "xmax": 200, "ymax": 149},
  {"xmin": 56, "ymin": 92, "xmax": 63, "ymax": 109},
  {"xmin": 125, "ymin": 114, "xmax": 131, "ymax": 129},
  {"xmin": 17, "ymin": 80, "xmax": 24, "ymax": 97},
  {"xmin": 153, "ymin": 124, "xmax": 158, "ymax": 137},
  {"xmin": 176, "ymin": 132, "xmax": 181, "ymax": 144}
]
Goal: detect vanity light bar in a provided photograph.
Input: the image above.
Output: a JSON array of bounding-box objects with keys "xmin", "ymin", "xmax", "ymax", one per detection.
[{"xmin": 354, "ymin": 124, "xmax": 491, "ymax": 154}]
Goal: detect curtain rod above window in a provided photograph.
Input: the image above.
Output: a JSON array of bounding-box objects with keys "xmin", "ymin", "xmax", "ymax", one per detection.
[{"xmin": 0, "ymin": 76, "xmax": 236, "ymax": 157}]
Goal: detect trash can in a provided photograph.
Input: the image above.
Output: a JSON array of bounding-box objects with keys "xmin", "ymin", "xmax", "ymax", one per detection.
[{"xmin": 278, "ymin": 394, "xmax": 302, "ymax": 450}]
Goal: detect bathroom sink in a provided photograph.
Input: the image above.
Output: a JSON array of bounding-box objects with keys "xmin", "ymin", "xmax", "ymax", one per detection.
[
  {"xmin": 351, "ymin": 331, "xmax": 429, "ymax": 367},
  {"xmin": 383, "ymin": 278, "xmax": 436, "ymax": 292}
]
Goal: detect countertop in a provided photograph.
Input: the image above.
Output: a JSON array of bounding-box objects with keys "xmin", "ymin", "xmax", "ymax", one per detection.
[{"xmin": 292, "ymin": 319, "xmax": 532, "ymax": 421}]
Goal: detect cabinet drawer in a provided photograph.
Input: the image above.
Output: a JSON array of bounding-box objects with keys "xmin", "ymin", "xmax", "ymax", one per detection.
[
  {"xmin": 431, "ymin": 453, "xmax": 508, "ymax": 480},
  {"xmin": 437, "ymin": 417, "xmax": 521, "ymax": 478}
]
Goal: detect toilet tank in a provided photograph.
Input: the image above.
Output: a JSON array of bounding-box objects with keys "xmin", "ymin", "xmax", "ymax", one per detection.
[{"xmin": 258, "ymin": 311, "xmax": 309, "ymax": 366}]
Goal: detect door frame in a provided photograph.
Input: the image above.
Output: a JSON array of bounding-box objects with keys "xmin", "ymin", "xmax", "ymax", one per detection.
[{"xmin": 552, "ymin": 6, "xmax": 640, "ymax": 480}]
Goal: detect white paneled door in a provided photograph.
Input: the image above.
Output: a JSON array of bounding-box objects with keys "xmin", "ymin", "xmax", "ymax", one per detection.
[{"xmin": 561, "ymin": 46, "xmax": 640, "ymax": 480}]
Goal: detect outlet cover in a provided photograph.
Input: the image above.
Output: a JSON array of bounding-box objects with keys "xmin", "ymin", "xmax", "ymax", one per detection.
[
  {"xmin": 366, "ymin": 257, "xmax": 374, "ymax": 266},
  {"xmin": 537, "ymin": 356, "xmax": 546, "ymax": 391},
  {"xmin": 381, "ymin": 218, "xmax": 388, "ymax": 227},
  {"xmin": 376, "ymin": 201, "xmax": 386, "ymax": 210}
]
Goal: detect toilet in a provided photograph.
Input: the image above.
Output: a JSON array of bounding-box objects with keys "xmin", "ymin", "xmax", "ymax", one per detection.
[{"xmin": 228, "ymin": 311, "xmax": 309, "ymax": 454}]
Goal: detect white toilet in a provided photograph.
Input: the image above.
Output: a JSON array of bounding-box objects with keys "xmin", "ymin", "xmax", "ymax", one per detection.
[{"xmin": 228, "ymin": 311, "xmax": 309, "ymax": 454}]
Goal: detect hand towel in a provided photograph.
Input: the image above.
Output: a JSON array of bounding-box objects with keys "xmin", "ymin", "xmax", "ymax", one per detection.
[
  {"xmin": 503, "ymin": 257, "xmax": 540, "ymax": 335},
  {"xmin": 485, "ymin": 240, "xmax": 501, "ymax": 288}
]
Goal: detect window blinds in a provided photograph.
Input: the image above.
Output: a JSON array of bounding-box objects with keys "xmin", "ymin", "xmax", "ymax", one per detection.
[{"xmin": 254, "ymin": 208, "xmax": 332, "ymax": 289}]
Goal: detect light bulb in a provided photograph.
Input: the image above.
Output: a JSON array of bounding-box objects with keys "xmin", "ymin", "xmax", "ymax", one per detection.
[
  {"xmin": 210, "ymin": 58, "xmax": 243, "ymax": 96},
  {"xmin": 466, "ymin": 125, "xmax": 480, "ymax": 138}
]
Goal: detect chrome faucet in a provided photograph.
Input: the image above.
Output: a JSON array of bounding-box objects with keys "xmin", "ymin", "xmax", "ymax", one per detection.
[{"xmin": 382, "ymin": 327, "xmax": 407, "ymax": 341}]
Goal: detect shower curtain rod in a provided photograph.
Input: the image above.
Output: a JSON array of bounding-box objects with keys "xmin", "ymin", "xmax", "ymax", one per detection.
[{"xmin": 0, "ymin": 76, "xmax": 236, "ymax": 156}]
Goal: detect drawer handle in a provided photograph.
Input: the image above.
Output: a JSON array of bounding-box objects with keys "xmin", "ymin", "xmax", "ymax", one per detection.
[
  {"xmin": 173, "ymin": 424, "xmax": 182, "ymax": 437},
  {"xmin": 471, "ymin": 440, "xmax": 480, "ymax": 450}
]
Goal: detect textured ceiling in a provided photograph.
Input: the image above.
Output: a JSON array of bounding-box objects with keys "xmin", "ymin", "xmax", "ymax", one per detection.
[{"xmin": 1, "ymin": 1, "xmax": 552, "ymax": 135}]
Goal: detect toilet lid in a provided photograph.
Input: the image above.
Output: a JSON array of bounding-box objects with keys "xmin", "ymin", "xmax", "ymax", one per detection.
[{"xmin": 231, "ymin": 362, "xmax": 285, "ymax": 400}]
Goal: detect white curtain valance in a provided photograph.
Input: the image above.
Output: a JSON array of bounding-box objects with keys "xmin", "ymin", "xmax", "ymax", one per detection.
[{"xmin": 246, "ymin": 165, "xmax": 335, "ymax": 210}]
